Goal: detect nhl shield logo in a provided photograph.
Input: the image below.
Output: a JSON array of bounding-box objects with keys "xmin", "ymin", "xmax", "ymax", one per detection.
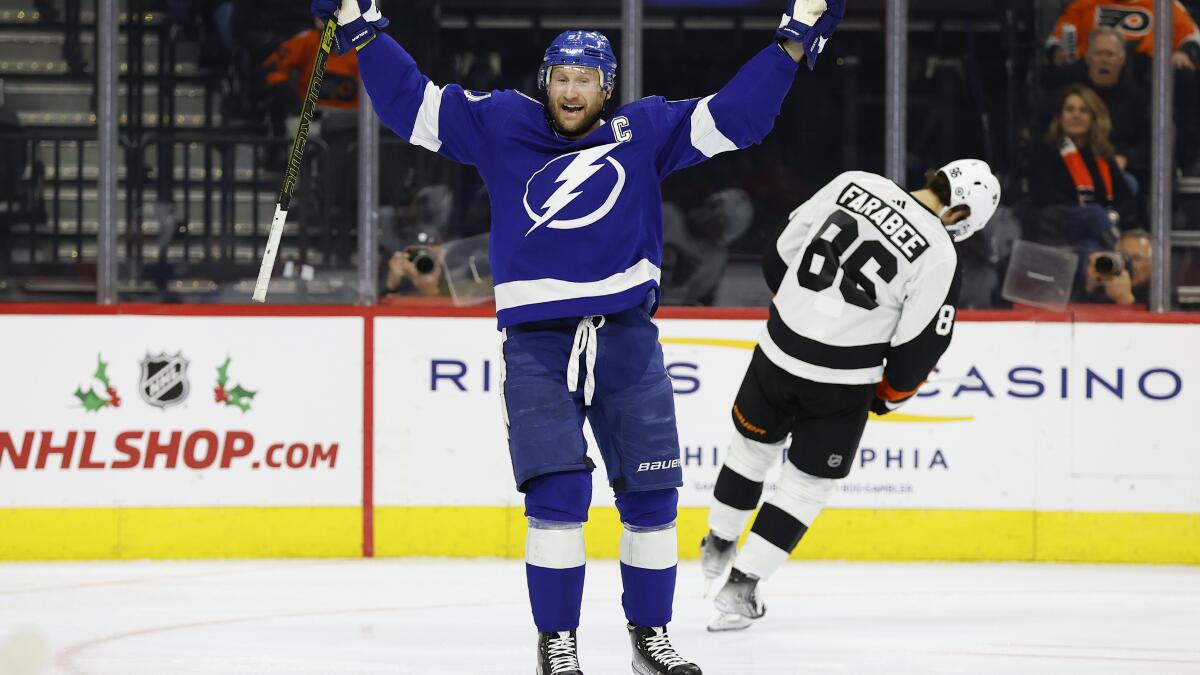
[{"xmin": 139, "ymin": 352, "xmax": 190, "ymax": 408}]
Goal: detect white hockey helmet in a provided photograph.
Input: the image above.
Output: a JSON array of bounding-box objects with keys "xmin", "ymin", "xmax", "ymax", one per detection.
[{"xmin": 938, "ymin": 159, "xmax": 1001, "ymax": 243}]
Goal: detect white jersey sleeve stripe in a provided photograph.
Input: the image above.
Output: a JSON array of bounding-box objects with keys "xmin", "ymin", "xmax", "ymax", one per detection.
[
  {"xmin": 495, "ymin": 258, "xmax": 662, "ymax": 311},
  {"xmin": 689, "ymin": 95, "xmax": 738, "ymax": 158},
  {"xmin": 409, "ymin": 81, "xmax": 444, "ymax": 152}
]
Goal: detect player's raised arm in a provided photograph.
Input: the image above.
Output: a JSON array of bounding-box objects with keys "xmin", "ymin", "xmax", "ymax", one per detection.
[
  {"xmin": 650, "ymin": 0, "xmax": 844, "ymax": 176},
  {"xmin": 310, "ymin": 0, "xmax": 500, "ymax": 166}
]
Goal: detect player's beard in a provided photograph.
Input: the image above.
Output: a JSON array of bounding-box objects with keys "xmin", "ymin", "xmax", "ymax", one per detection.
[{"xmin": 547, "ymin": 95, "xmax": 607, "ymax": 138}]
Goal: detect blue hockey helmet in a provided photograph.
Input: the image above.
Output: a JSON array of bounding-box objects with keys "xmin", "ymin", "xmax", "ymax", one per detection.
[{"xmin": 538, "ymin": 30, "xmax": 617, "ymax": 92}]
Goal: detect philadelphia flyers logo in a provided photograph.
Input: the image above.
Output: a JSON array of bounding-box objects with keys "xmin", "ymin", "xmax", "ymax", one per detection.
[
  {"xmin": 319, "ymin": 73, "xmax": 359, "ymax": 103},
  {"xmin": 1096, "ymin": 6, "xmax": 1153, "ymax": 36}
]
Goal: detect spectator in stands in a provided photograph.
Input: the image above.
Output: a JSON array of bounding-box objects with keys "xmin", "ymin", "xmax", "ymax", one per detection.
[
  {"xmin": 1046, "ymin": 0, "xmax": 1200, "ymax": 69},
  {"xmin": 219, "ymin": 1, "xmax": 312, "ymax": 125},
  {"xmin": 660, "ymin": 188, "xmax": 754, "ymax": 306},
  {"xmin": 1027, "ymin": 84, "xmax": 1138, "ymax": 255},
  {"xmin": 1045, "ymin": 27, "xmax": 1150, "ymax": 185},
  {"xmin": 263, "ymin": 17, "xmax": 361, "ymax": 139},
  {"xmin": 1045, "ymin": 0, "xmax": 1200, "ymax": 174},
  {"xmin": 1077, "ymin": 229, "xmax": 1153, "ymax": 305},
  {"xmin": 262, "ymin": 17, "xmax": 363, "ymax": 221}
]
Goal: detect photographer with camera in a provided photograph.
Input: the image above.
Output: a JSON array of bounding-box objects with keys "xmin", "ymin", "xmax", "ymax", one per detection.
[
  {"xmin": 382, "ymin": 185, "xmax": 453, "ymax": 298},
  {"xmin": 384, "ymin": 236, "xmax": 447, "ymax": 297},
  {"xmin": 1079, "ymin": 229, "xmax": 1153, "ymax": 305}
]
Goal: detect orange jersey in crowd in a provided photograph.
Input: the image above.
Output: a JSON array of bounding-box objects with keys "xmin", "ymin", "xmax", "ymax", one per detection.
[
  {"xmin": 1047, "ymin": 0, "xmax": 1200, "ymax": 57},
  {"xmin": 264, "ymin": 28, "xmax": 360, "ymax": 110}
]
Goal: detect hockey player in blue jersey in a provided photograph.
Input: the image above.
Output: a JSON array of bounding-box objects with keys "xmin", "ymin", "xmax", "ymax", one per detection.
[{"xmin": 310, "ymin": 1, "xmax": 845, "ymax": 673}]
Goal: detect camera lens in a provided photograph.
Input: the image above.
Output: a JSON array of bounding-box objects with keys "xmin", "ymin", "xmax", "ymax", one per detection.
[
  {"xmin": 1094, "ymin": 255, "xmax": 1117, "ymax": 275},
  {"xmin": 413, "ymin": 253, "xmax": 435, "ymax": 275}
]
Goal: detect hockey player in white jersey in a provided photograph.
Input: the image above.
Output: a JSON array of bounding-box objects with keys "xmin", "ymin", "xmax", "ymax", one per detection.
[{"xmin": 699, "ymin": 160, "xmax": 1000, "ymax": 631}]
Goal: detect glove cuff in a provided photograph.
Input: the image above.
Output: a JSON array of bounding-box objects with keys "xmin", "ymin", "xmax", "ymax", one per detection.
[
  {"xmin": 875, "ymin": 378, "xmax": 918, "ymax": 403},
  {"xmin": 775, "ymin": 20, "xmax": 827, "ymax": 70},
  {"xmin": 333, "ymin": 17, "xmax": 378, "ymax": 55}
]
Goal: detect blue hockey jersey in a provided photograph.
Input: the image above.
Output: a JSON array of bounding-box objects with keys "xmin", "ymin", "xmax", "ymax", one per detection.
[{"xmin": 359, "ymin": 34, "xmax": 800, "ymax": 328}]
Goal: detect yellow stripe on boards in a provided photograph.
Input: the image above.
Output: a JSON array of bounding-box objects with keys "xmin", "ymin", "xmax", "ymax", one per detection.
[
  {"xmin": 866, "ymin": 412, "xmax": 975, "ymax": 423},
  {"xmin": 374, "ymin": 506, "xmax": 1200, "ymax": 565},
  {"xmin": 1035, "ymin": 511, "xmax": 1200, "ymax": 564},
  {"xmin": 658, "ymin": 337, "xmax": 757, "ymax": 351},
  {"xmin": 2, "ymin": 506, "xmax": 1195, "ymax": 564},
  {"xmin": 375, "ymin": 505, "xmax": 526, "ymax": 558},
  {"xmin": 0, "ymin": 507, "xmax": 360, "ymax": 561}
]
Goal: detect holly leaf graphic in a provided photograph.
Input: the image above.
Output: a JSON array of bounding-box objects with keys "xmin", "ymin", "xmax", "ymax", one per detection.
[
  {"xmin": 93, "ymin": 354, "xmax": 111, "ymax": 388},
  {"xmin": 227, "ymin": 384, "xmax": 256, "ymax": 413},
  {"xmin": 216, "ymin": 357, "xmax": 231, "ymax": 388},
  {"xmin": 74, "ymin": 387, "xmax": 108, "ymax": 412}
]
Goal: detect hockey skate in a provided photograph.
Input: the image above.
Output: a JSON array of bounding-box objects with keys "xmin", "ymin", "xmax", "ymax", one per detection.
[
  {"xmin": 708, "ymin": 568, "xmax": 766, "ymax": 632},
  {"xmin": 627, "ymin": 624, "xmax": 701, "ymax": 675},
  {"xmin": 699, "ymin": 532, "xmax": 737, "ymax": 594},
  {"xmin": 537, "ymin": 631, "xmax": 583, "ymax": 675}
]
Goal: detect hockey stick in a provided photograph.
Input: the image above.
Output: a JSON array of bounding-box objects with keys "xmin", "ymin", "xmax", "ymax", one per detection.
[{"xmin": 252, "ymin": 18, "xmax": 338, "ymax": 303}]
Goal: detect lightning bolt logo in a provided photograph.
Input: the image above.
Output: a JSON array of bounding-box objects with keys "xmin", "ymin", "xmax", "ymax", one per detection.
[{"xmin": 523, "ymin": 143, "xmax": 627, "ymax": 236}]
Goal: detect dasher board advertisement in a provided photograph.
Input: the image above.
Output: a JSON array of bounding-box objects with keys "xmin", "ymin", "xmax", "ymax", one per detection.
[
  {"xmin": 0, "ymin": 315, "xmax": 363, "ymax": 508},
  {"xmin": 373, "ymin": 317, "xmax": 1198, "ymax": 514}
]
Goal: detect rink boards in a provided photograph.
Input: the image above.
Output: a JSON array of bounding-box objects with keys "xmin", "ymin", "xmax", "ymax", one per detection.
[{"xmin": 1, "ymin": 305, "xmax": 1198, "ymax": 563}]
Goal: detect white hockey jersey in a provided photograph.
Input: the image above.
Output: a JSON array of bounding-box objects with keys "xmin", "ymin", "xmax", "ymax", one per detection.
[{"xmin": 758, "ymin": 171, "xmax": 961, "ymax": 391}]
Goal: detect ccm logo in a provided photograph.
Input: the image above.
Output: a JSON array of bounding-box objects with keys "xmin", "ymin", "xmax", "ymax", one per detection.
[{"xmin": 637, "ymin": 459, "xmax": 682, "ymax": 472}]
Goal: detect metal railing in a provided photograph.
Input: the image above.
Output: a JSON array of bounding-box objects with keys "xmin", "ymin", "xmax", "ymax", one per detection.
[{"xmin": 0, "ymin": 129, "xmax": 351, "ymax": 298}]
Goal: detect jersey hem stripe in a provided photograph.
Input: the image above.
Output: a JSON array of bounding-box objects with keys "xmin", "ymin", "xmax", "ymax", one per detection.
[
  {"xmin": 496, "ymin": 282, "xmax": 658, "ymax": 330},
  {"xmin": 757, "ymin": 335, "xmax": 883, "ymax": 385},
  {"xmin": 495, "ymin": 259, "xmax": 661, "ymax": 311},
  {"xmin": 766, "ymin": 304, "xmax": 888, "ymax": 369}
]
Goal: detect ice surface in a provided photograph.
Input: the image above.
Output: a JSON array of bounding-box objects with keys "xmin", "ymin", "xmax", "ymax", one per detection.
[{"xmin": 0, "ymin": 559, "xmax": 1196, "ymax": 674}]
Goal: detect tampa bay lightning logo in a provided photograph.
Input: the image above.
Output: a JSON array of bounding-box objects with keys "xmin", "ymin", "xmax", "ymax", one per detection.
[{"xmin": 522, "ymin": 143, "xmax": 627, "ymax": 236}]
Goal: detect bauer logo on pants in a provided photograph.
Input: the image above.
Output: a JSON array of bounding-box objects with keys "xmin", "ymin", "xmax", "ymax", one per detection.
[
  {"xmin": 139, "ymin": 352, "xmax": 190, "ymax": 409},
  {"xmin": 637, "ymin": 459, "xmax": 681, "ymax": 472}
]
